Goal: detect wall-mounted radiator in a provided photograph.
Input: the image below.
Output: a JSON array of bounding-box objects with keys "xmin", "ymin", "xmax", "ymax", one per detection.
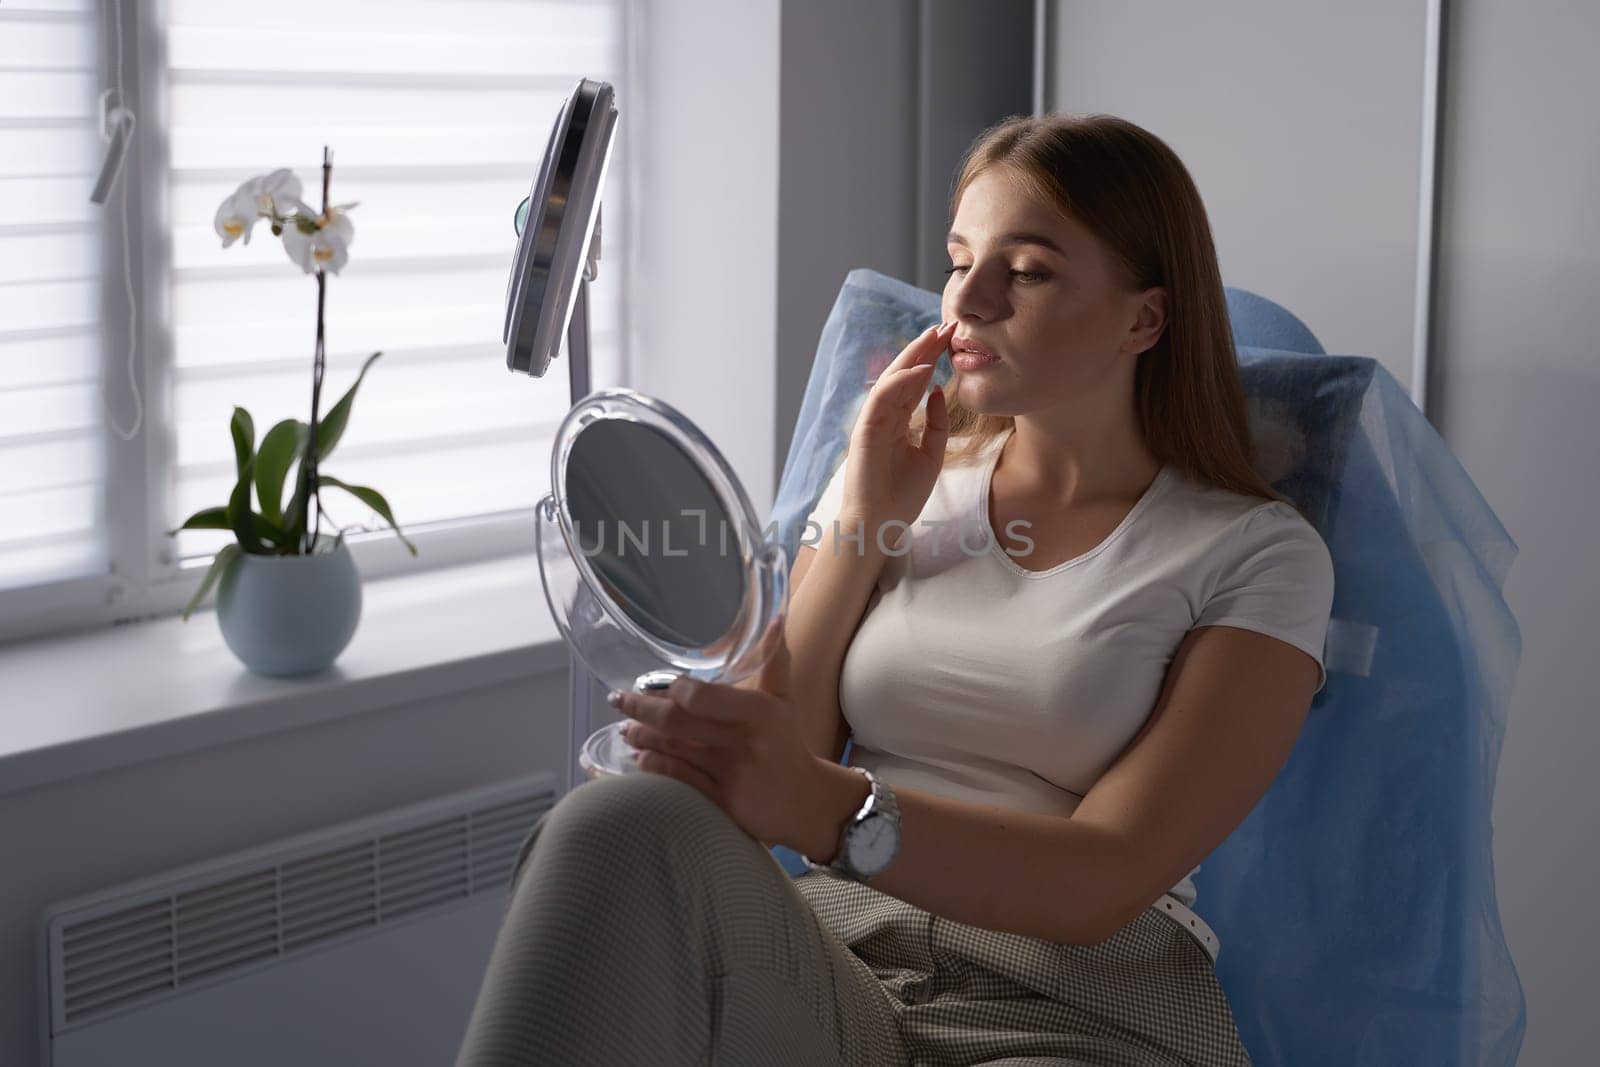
[{"xmin": 40, "ymin": 772, "xmax": 558, "ymax": 1067}]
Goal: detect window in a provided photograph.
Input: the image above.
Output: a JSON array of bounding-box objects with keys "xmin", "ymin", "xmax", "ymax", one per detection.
[
  {"xmin": 0, "ymin": 0, "xmax": 635, "ymax": 644},
  {"xmin": 0, "ymin": 1, "xmax": 108, "ymax": 594}
]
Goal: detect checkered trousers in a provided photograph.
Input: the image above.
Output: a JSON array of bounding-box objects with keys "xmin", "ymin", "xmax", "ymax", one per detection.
[{"xmin": 454, "ymin": 769, "xmax": 1251, "ymax": 1066}]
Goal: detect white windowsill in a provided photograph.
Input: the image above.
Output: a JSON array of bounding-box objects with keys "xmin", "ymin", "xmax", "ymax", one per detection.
[{"xmin": 0, "ymin": 553, "xmax": 568, "ymax": 799}]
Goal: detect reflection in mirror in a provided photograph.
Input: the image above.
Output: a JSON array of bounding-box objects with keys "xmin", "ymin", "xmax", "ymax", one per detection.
[{"xmin": 565, "ymin": 419, "xmax": 746, "ymax": 649}]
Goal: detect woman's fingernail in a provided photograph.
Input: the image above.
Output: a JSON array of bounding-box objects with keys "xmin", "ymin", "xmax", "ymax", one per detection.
[{"xmin": 607, "ymin": 689, "xmax": 622, "ymax": 708}]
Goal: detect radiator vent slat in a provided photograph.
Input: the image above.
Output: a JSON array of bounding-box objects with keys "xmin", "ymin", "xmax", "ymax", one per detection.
[
  {"xmin": 51, "ymin": 775, "xmax": 554, "ymax": 1034},
  {"xmin": 383, "ymin": 858, "xmax": 469, "ymax": 892},
  {"xmin": 384, "ymin": 879, "xmax": 471, "ymax": 921},
  {"xmin": 282, "ymin": 910, "xmax": 376, "ymax": 954},
  {"xmin": 63, "ymin": 952, "xmax": 174, "ymax": 1002},
  {"xmin": 284, "ymin": 843, "xmax": 373, "ymax": 883},
  {"xmin": 382, "ymin": 833, "xmax": 469, "ymax": 872},
  {"xmin": 62, "ymin": 917, "xmax": 170, "ymax": 970},
  {"xmin": 61, "ymin": 900, "xmax": 169, "ymax": 948},
  {"xmin": 283, "ymin": 893, "xmax": 377, "ymax": 939},
  {"xmin": 176, "ymin": 871, "xmax": 277, "ymax": 921},
  {"xmin": 473, "ymin": 835, "xmax": 525, "ymax": 862},
  {"xmin": 283, "ymin": 869, "xmax": 375, "ymax": 917},
  {"xmin": 64, "ymin": 971, "xmax": 176, "ymax": 1024},
  {"xmin": 175, "ymin": 897, "xmax": 278, "ymax": 943},
  {"xmin": 472, "ymin": 859, "xmax": 519, "ymax": 890},
  {"xmin": 472, "ymin": 821, "xmax": 536, "ymax": 851},
  {"xmin": 175, "ymin": 931, "xmax": 281, "ymax": 985},
  {"xmin": 175, "ymin": 915, "xmax": 281, "ymax": 972},
  {"xmin": 382, "ymin": 815, "xmax": 470, "ymax": 852},
  {"xmin": 284, "ymin": 856, "xmax": 374, "ymax": 893},
  {"xmin": 471, "ymin": 801, "xmax": 544, "ymax": 835}
]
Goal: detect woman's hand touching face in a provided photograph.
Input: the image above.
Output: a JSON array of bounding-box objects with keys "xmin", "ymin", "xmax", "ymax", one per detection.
[{"xmin": 837, "ymin": 320, "xmax": 955, "ymax": 550}]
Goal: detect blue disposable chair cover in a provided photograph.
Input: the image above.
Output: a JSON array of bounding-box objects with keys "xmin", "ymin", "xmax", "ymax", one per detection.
[{"xmin": 765, "ymin": 268, "xmax": 1526, "ymax": 1066}]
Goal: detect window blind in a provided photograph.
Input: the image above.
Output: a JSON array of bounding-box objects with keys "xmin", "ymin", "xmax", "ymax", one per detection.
[
  {"xmin": 0, "ymin": 0, "xmax": 107, "ymax": 591},
  {"xmin": 164, "ymin": 0, "xmax": 628, "ymax": 564}
]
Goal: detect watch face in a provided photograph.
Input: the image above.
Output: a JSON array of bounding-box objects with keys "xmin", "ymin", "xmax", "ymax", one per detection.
[{"xmin": 848, "ymin": 815, "xmax": 899, "ymax": 876}]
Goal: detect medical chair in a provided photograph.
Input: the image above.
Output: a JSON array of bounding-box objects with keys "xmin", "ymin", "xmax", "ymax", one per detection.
[{"xmin": 765, "ymin": 269, "xmax": 1526, "ymax": 1066}]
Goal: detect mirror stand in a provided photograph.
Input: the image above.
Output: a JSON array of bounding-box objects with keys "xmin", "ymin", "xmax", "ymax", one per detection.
[{"xmin": 561, "ymin": 259, "xmax": 609, "ymax": 797}]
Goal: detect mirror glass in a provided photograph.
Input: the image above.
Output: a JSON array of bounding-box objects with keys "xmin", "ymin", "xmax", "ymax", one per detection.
[{"xmin": 564, "ymin": 418, "xmax": 746, "ymax": 650}]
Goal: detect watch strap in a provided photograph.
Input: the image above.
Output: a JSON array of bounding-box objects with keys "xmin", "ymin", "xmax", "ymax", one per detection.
[{"xmin": 804, "ymin": 767, "xmax": 898, "ymax": 881}]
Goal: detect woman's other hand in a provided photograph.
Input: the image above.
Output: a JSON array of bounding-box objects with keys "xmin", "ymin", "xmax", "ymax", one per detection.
[
  {"xmin": 609, "ymin": 617, "xmax": 829, "ymax": 851},
  {"xmin": 839, "ymin": 320, "xmax": 955, "ymax": 547}
]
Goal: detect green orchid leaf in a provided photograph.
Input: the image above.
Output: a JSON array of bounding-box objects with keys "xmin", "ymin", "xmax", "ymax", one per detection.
[
  {"xmin": 318, "ymin": 475, "xmax": 417, "ymax": 556},
  {"xmin": 314, "ymin": 351, "xmax": 382, "ymax": 463},
  {"xmin": 226, "ymin": 458, "xmax": 263, "ymax": 554},
  {"xmin": 255, "ymin": 418, "xmax": 309, "ymax": 525},
  {"xmin": 181, "ymin": 544, "xmax": 240, "ymax": 622},
  {"xmin": 229, "ymin": 406, "xmax": 255, "ymax": 483},
  {"xmin": 166, "ymin": 506, "xmax": 229, "ymax": 536},
  {"xmin": 167, "ymin": 503, "xmax": 279, "ymax": 549},
  {"xmin": 250, "ymin": 508, "xmax": 288, "ymax": 549}
]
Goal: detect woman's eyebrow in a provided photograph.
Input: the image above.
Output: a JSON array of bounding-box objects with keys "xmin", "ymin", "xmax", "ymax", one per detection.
[{"xmin": 946, "ymin": 230, "xmax": 1069, "ymax": 258}]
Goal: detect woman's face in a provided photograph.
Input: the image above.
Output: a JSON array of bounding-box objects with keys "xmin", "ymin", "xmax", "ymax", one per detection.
[{"xmin": 940, "ymin": 166, "xmax": 1165, "ymax": 418}]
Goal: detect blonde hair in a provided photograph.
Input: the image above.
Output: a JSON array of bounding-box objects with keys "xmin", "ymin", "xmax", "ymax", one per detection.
[{"xmin": 908, "ymin": 112, "xmax": 1291, "ymax": 508}]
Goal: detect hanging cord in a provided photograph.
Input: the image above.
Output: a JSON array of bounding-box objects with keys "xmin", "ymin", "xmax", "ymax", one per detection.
[{"xmin": 95, "ymin": 0, "xmax": 145, "ymax": 442}]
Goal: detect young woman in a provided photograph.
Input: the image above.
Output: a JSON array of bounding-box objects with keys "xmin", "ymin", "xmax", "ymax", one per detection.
[{"xmin": 455, "ymin": 114, "xmax": 1332, "ymax": 1067}]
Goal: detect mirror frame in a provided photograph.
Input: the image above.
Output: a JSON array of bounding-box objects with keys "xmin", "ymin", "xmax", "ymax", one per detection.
[
  {"xmin": 504, "ymin": 77, "xmax": 617, "ymax": 377},
  {"xmin": 541, "ymin": 387, "xmax": 788, "ymax": 686}
]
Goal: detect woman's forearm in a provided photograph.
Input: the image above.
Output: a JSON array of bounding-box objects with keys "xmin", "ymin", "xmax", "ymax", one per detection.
[
  {"xmin": 784, "ymin": 513, "xmax": 897, "ymax": 760},
  {"xmin": 793, "ymin": 759, "xmax": 1132, "ymax": 944}
]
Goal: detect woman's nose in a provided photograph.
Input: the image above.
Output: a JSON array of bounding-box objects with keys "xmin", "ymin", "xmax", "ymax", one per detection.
[{"xmin": 948, "ymin": 268, "xmax": 1007, "ymax": 321}]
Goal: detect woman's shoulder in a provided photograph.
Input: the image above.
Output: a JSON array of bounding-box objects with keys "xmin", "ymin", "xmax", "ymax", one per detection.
[
  {"xmin": 1156, "ymin": 468, "xmax": 1329, "ymax": 570},
  {"xmin": 1157, "ymin": 465, "xmax": 1293, "ymax": 531}
]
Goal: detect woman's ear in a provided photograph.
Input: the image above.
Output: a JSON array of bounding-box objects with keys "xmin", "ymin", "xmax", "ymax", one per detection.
[{"xmin": 1124, "ymin": 286, "xmax": 1168, "ymax": 356}]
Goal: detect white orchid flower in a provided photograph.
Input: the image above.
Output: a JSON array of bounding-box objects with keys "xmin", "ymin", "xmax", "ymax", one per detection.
[
  {"xmin": 281, "ymin": 206, "xmax": 356, "ymax": 275},
  {"xmin": 213, "ymin": 169, "xmax": 305, "ymax": 247},
  {"xmin": 247, "ymin": 168, "xmax": 304, "ymax": 220},
  {"xmin": 213, "ymin": 187, "xmax": 260, "ymax": 247}
]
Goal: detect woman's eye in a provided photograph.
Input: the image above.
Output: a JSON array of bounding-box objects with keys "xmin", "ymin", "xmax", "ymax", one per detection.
[{"xmin": 941, "ymin": 264, "xmax": 1048, "ymax": 283}]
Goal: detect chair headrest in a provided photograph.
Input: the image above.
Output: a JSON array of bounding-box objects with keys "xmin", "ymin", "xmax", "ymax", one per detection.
[{"xmin": 1225, "ymin": 286, "xmax": 1326, "ymax": 354}]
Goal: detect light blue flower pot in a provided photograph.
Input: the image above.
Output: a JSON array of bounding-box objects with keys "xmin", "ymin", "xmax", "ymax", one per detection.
[{"xmin": 215, "ymin": 533, "xmax": 362, "ymax": 677}]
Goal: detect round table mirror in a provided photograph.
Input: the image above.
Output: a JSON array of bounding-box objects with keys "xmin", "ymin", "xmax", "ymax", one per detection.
[{"xmin": 535, "ymin": 389, "xmax": 790, "ymax": 778}]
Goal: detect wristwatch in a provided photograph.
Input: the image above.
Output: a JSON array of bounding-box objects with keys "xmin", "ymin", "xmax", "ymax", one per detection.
[{"xmin": 804, "ymin": 766, "xmax": 901, "ymax": 882}]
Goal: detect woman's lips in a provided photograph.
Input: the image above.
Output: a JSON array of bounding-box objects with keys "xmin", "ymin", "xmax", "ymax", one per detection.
[
  {"xmin": 952, "ymin": 351, "xmax": 1000, "ymax": 369},
  {"xmin": 952, "ymin": 335, "xmax": 999, "ymax": 368}
]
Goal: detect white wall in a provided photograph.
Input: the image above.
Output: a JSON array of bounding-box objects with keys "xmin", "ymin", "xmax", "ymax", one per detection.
[
  {"xmin": 1436, "ymin": 2, "xmax": 1600, "ymax": 1062},
  {"xmin": 774, "ymin": 0, "xmax": 921, "ymax": 479},
  {"xmin": 630, "ymin": 0, "xmax": 783, "ymax": 515},
  {"xmin": 1051, "ymin": 0, "xmax": 1428, "ymax": 388},
  {"xmin": 1052, "ymin": 1, "xmax": 1598, "ymax": 1059}
]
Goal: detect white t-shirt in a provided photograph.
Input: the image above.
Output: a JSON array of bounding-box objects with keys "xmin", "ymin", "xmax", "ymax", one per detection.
[{"xmin": 801, "ymin": 426, "xmax": 1335, "ymax": 947}]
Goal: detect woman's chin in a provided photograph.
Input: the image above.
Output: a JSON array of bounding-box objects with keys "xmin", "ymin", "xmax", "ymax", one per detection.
[{"xmin": 951, "ymin": 374, "xmax": 1006, "ymax": 410}]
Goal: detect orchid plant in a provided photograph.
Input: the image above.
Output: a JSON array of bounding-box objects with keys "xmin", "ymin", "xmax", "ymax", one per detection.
[{"xmin": 169, "ymin": 149, "xmax": 417, "ymax": 622}]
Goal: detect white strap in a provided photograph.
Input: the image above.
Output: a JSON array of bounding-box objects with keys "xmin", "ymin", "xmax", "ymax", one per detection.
[
  {"xmin": 1152, "ymin": 893, "xmax": 1221, "ymax": 964},
  {"xmin": 1323, "ymin": 616, "xmax": 1379, "ymax": 678}
]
